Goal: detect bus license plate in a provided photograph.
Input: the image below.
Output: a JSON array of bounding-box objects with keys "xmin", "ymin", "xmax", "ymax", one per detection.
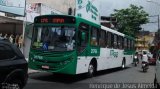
[{"xmin": 42, "ymin": 65, "xmax": 49, "ymax": 69}]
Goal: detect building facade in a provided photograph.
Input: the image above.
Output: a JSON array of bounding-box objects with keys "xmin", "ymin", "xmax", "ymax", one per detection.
[
  {"xmin": 100, "ymin": 16, "xmax": 117, "ymax": 30},
  {"xmin": 27, "ymin": 0, "xmax": 75, "ymax": 15},
  {"xmin": 135, "ymin": 31, "xmax": 155, "ymax": 51}
]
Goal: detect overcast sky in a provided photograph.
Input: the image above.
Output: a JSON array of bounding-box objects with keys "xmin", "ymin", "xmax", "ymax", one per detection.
[{"xmin": 99, "ymin": 0, "xmax": 160, "ymax": 32}]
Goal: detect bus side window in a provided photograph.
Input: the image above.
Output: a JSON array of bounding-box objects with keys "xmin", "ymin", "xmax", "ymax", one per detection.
[
  {"xmin": 127, "ymin": 38, "xmax": 129, "ymax": 49},
  {"xmin": 107, "ymin": 32, "xmax": 112, "ymax": 48},
  {"xmin": 99, "ymin": 29, "xmax": 106, "ymax": 47},
  {"xmin": 132, "ymin": 40, "xmax": 135, "ymax": 50},
  {"xmin": 121, "ymin": 37, "xmax": 124, "ymax": 49},
  {"xmin": 128, "ymin": 39, "xmax": 131, "ymax": 50},
  {"xmin": 90, "ymin": 27, "xmax": 99, "ymax": 46},
  {"xmin": 113, "ymin": 34, "xmax": 118, "ymax": 49},
  {"xmin": 111, "ymin": 33, "xmax": 114, "ymax": 48},
  {"xmin": 106, "ymin": 32, "xmax": 108, "ymax": 47},
  {"xmin": 132, "ymin": 40, "xmax": 134, "ymax": 49},
  {"xmin": 130, "ymin": 40, "xmax": 132, "ymax": 50},
  {"xmin": 124, "ymin": 38, "xmax": 127, "ymax": 49},
  {"xmin": 118, "ymin": 36, "xmax": 122, "ymax": 49}
]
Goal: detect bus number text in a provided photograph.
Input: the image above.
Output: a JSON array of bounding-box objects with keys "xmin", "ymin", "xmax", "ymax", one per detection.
[{"xmin": 91, "ymin": 49, "xmax": 98, "ymax": 54}]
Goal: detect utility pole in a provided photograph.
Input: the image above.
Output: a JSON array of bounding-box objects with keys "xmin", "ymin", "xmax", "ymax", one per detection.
[
  {"xmin": 156, "ymin": 15, "xmax": 159, "ymax": 45},
  {"xmin": 143, "ymin": 28, "xmax": 145, "ymax": 50},
  {"xmin": 158, "ymin": 15, "xmax": 160, "ymax": 38},
  {"xmin": 149, "ymin": 15, "xmax": 159, "ymax": 30},
  {"xmin": 149, "ymin": 15, "xmax": 160, "ymax": 45}
]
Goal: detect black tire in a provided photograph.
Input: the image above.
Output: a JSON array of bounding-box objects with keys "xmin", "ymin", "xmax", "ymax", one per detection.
[
  {"xmin": 5, "ymin": 79, "xmax": 23, "ymax": 89},
  {"xmin": 87, "ymin": 63, "xmax": 95, "ymax": 78},
  {"xmin": 154, "ymin": 76, "xmax": 160, "ymax": 89}
]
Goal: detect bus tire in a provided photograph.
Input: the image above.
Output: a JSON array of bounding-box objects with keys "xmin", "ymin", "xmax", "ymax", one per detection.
[
  {"xmin": 87, "ymin": 60, "xmax": 97, "ymax": 78},
  {"xmin": 5, "ymin": 78, "xmax": 23, "ymax": 89},
  {"xmin": 121, "ymin": 59, "xmax": 126, "ymax": 69}
]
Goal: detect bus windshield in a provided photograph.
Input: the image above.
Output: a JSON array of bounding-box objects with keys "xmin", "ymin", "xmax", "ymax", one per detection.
[{"xmin": 32, "ymin": 26, "xmax": 76, "ymax": 51}]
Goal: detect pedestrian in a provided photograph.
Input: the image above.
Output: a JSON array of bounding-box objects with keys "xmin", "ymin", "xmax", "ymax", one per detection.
[
  {"xmin": 18, "ymin": 34, "xmax": 23, "ymax": 48},
  {"xmin": 9, "ymin": 34, "xmax": 14, "ymax": 44},
  {"xmin": 142, "ymin": 51, "xmax": 149, "ymax": 68},
  {"xmin": 15, "ymin": 35, "xmax": 19, "ymax": 47}
]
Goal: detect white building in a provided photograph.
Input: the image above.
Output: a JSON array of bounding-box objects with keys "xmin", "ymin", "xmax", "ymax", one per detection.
[{"xmin": 27, "ymin": 0, "xmax": 76, "ymax": 15}]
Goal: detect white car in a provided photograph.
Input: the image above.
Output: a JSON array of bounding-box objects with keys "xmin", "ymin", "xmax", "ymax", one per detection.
[{"xmin": 154, "ymin": 51, "xmax": 160, "ymax": 88}]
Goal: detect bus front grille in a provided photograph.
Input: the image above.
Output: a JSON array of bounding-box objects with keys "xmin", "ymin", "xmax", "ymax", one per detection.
[{"xmin": 34, "ymin": 58, "xmax": 72, "ymax": 71}]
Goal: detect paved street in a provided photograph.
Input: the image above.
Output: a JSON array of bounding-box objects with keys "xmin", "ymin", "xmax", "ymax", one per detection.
[{"xmin": 24, "ymin": 64, "xmax": 156, "ymax": 89}]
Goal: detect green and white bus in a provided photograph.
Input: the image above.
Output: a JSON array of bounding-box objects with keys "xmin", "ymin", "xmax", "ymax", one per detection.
[{"xmin": 28, "ymin": 15, "xmax": 135, "ymax": 76}]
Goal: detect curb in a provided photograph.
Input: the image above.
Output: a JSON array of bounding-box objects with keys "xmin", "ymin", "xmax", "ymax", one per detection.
[{"xmin": 28, "ymin": 69, "xmax": 40, "ymax": 74}]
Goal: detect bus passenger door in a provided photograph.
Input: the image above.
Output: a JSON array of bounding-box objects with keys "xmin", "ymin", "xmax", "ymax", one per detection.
[{"xmin": 77, "ymin": 23, "xmax": 89, "ymax": 56}]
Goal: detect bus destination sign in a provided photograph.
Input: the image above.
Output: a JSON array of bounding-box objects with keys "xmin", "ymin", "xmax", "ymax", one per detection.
[{"xmin": 34, "ymin": 15, "xmax": 76, "ymax": 24}]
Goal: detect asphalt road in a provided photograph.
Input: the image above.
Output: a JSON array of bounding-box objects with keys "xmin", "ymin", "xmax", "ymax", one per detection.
[{"xmin": 24, "ymin": 64, "xmax": 156, "ymax": 89}]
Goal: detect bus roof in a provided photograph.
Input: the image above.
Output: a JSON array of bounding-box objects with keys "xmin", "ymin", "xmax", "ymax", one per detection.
[
  {"xmin": 101, "ymin": 25, "xmax": 124, "ymax": 36},
  {"xmin": 75, "ymin": 16, "xmax": 100, "ymax": 28}
]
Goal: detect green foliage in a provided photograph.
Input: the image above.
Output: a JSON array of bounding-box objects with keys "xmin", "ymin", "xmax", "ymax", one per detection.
[{"xmin": 111, "ymin": 4, "xmax": 149, "ymax": 37}]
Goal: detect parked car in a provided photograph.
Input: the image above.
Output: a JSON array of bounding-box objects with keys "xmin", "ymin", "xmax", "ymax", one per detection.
[
  {"xmin": 148, "ymin": 58, "xmax": 156, "ymax": 65},
  {"xmin": 154, "ymin": 50, "xmax": 160, "ymax": 88},
  {"xmin": 0, "ymin": 38, "xmax": 28, "ymax": 89}
]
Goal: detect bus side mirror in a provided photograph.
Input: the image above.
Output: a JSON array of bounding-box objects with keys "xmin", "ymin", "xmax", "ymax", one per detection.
[{"xmin": 25, "ymin": 23, "xmax": 33, "ymax": 39}]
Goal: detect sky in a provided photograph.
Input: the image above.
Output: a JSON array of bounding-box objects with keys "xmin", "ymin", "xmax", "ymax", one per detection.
[{"xmin": 99, "ymin": 0, "xmax": 160, "ymax": 32}]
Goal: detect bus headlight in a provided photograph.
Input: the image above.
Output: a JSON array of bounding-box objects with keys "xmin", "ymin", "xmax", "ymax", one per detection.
[{"xmin": 59, "ymin": 58, "xmax": 73, "ymax": 65}]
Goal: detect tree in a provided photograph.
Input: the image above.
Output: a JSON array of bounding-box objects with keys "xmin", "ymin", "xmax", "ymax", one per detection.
[{"xmin": 111, "ymin": 4, "xmax": 149, "ymax": 37}]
